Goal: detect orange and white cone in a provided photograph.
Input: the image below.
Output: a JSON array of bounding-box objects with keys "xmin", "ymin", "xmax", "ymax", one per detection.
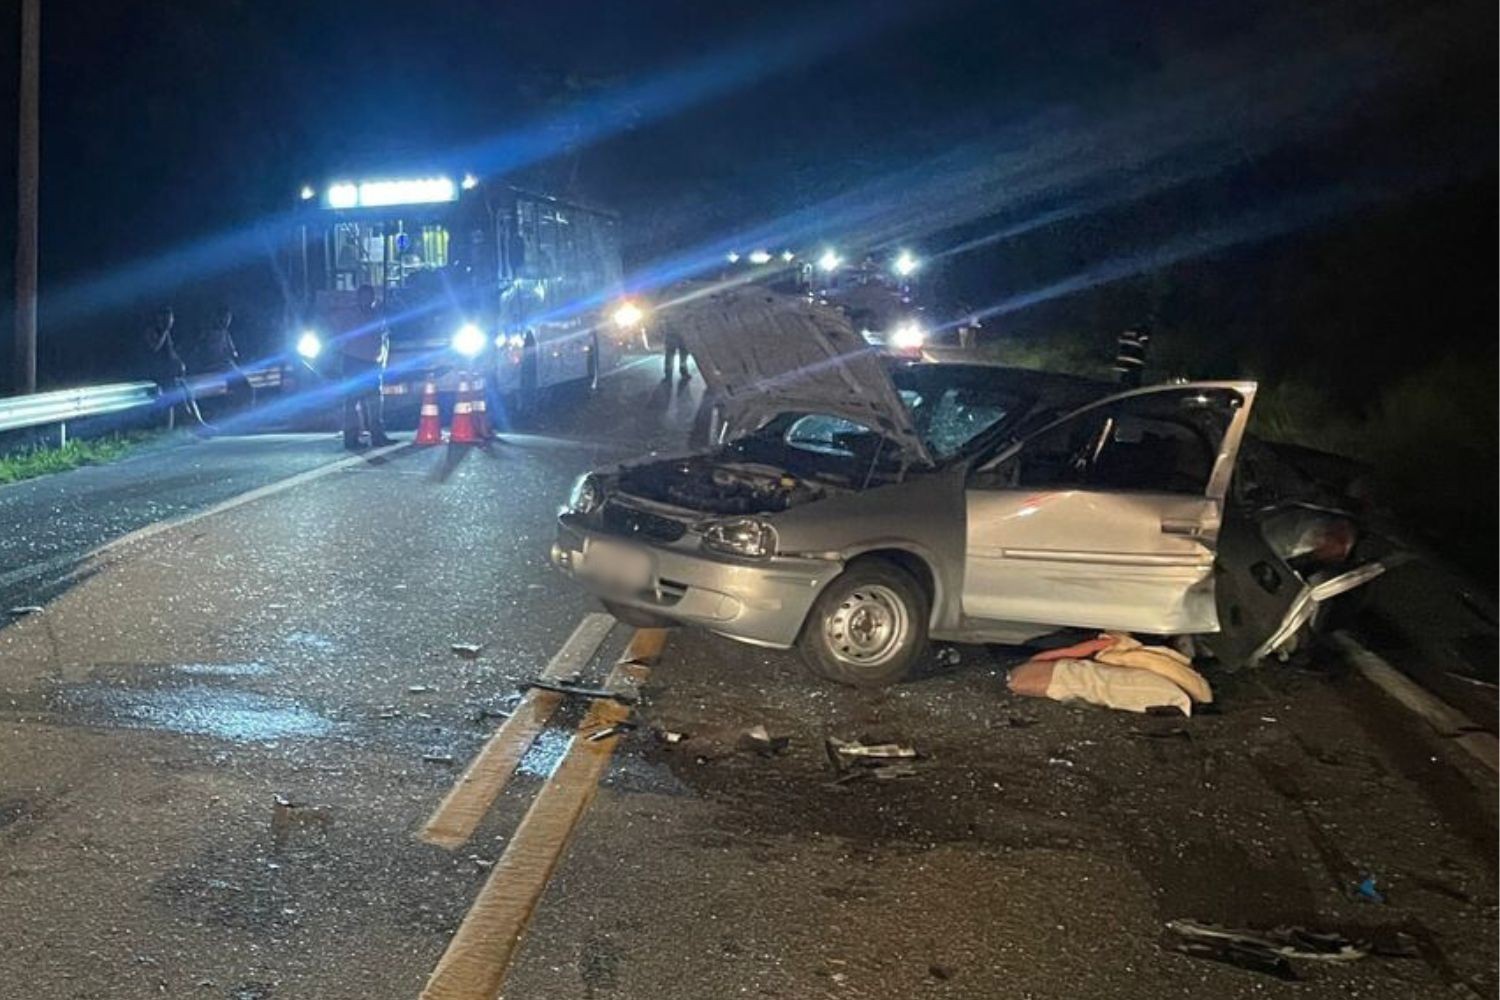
[
  {"xmin": 414, "ymin": 379, "xmax": 444, "ymax": 445},
  {"xmin": 449, "ymin": 375, "xmax": 480, "ymax": 444},
  {"xmin": 471, "ymin": 374, "xmax": 497, "ymax": 439}
]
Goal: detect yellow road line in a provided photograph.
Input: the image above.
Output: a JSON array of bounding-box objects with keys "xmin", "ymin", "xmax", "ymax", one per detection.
[
  {"xmin": 419, "ymin": 613, "xmax": 617, "ymax": 849},
  {"xmin": 420, "ymin": 628, "xmax": 668, "ymax": 1000}
]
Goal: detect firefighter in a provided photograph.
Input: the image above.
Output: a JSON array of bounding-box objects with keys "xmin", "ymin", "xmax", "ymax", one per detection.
[
  {"xmin": 338, "ymin": 285, "xmax": 392, "ymax": 449},
  {"xmin": 1113, "ymin": 327, "xmax": 1150, "ymax": 388}
]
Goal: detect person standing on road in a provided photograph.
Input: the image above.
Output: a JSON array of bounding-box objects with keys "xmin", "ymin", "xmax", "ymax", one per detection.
[
  {"xmin": 658, "ymin": 313, "xmax": 691, "ymax": 382},
  {"xmin": 141, "ymin": 305, "xmax": 211, "ymax": 432},
  {"xmin": 200, "ymin": 304, "xmax": 255, "ymax": 411},
  {"xmin": 338, "ymin": 285, "xmax": 392, "ymax": 450},
  {"xmin": 1113, "ymin": 327, "xmax": 1150, "ymax": 387}
]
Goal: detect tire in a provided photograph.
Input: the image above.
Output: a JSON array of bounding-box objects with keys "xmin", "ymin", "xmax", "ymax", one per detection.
[
  {"xmin": 797, "ymin": 557, "xmax": 930, "ymax": 687},
  {"xmin": 601, "ymin": 599, "xmax": 678, "ymax": 629}
]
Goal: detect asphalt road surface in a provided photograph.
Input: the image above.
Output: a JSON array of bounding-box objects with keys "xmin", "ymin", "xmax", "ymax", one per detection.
[{"xmin": 0, "ymin": 357, "xmax": 1494, "ymax": 1000}]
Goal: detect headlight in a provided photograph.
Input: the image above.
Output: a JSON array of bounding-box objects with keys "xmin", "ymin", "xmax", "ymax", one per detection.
[
  {"xmin": 890, "ymin": 321, "xmax": 926, "ymax": 352},
  {"xmin": 452, "ymin": 322, "xmax": 486, "ymax": 357},
  {"xmin": 892, "ymin": 250, "xmax": 919, "ymax": 277},
  {"xmin": 612, "ymin": 301, "xmax": 644, "ymax": 329},
  {"xmin": 566, "ymin": 474, "xmax": 605, "ymax": 516},
  {"xmin": 295, "ymin": 330, "xmax": 322, "ymax": 360},
  {"xmin": 702, "ymin": 517, "xmax": 778, "ymax": 559}
]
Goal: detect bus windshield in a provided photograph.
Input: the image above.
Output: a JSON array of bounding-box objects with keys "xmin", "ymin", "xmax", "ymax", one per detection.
[{"xmin": 322, "ymin": 218, "xmax": 455, "ymax": 293}]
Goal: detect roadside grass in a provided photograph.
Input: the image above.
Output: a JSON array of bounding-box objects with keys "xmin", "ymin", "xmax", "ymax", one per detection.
[{"xmin": 0, "ymin": 432, "xmax": 155, "ymax": 485}]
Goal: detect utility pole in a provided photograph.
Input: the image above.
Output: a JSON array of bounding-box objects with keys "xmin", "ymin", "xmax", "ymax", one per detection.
[{"xmin": 14, "ymin": 0, "xmax": 39, "ymax": 394}]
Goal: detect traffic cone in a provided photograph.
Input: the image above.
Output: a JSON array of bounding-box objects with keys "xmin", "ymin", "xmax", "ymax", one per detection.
[
  {"xmin": 471, "ymin": 373, "xmax": 497, "ymax": 439},
  {"xmin": 414, "ymin": 379, "xmax": 444, "ymax": 445},
  {"xmin": 449, "ymin": 374, "xmax": 481, "ymax": 444}
]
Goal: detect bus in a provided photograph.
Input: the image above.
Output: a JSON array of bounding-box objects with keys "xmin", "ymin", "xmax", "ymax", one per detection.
[{"xmin": 288, "ymin": 173, "xmax": 627, "ymax": 417}]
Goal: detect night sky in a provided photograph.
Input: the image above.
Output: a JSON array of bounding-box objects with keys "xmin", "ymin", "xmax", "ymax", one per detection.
[{"xmin": 0, "ymin": 0, "xmax": 1492, "ymax": 389}]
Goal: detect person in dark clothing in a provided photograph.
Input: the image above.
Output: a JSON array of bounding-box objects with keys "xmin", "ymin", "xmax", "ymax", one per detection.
[
  {"xmin": 660, "ymin": 312, "xmax": 691, "ymax": 381},
  {"xmin": 339, "ymin": 284, "xmax": 392, "ymax": 449},
  {"xmin": 201, "ymin": 304, "xmax": 255, "ymax": 410},
  {"xmin": 1113, "ymin": 327, "xmax": 1150, "ymax": 388},
  {"xmin": 142, "ymin": 305, "xmax": 210, "ymax": 431}
]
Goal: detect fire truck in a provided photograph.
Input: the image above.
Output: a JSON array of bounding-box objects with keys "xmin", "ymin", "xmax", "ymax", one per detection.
[{"xmin": 287, "ymin": 173, "xmax": 628, "ymax": 417}]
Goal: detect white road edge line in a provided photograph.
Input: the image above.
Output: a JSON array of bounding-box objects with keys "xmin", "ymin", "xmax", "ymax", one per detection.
[{"xmin": 0, "ymin": 441, "xmax": 410, "ymax": 593}]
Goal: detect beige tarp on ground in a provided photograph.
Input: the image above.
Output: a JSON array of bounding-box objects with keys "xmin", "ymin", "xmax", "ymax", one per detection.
[
  {"xmin": 1007, "ymin": 631, "xmax": 1213, "ymax": 715},
  {"xmin": 1094, "ymin": 633, "xmax": 1213, "ymax": 704},
  {"xmin": 1043, "ymin": 659, "xmax": 1195, "ymax": 715}
]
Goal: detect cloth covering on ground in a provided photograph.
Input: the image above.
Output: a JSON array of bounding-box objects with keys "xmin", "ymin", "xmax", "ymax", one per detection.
[{"xmin": 1007, "ymin": 631, "xmax": 1213, "ymax": 714}]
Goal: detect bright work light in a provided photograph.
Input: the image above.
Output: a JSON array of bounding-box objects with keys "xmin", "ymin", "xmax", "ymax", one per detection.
[
  {"xmin": 817, "ymin": 249, "xmax": 842, "ymax": 273},
  {"xmin": 612, "ymin": 301, "xmax": 644, "ymax": 329},
  {"xmin": 893, "ymin": 250, "xmax": 920, "ymax": 277},
  {"xmin": 296, "ymin": 330, "xmax": 322, "ymax": 360},
  {"xmin": 748, "ymin": 249, "xmax": 772, "ymax": 264}
]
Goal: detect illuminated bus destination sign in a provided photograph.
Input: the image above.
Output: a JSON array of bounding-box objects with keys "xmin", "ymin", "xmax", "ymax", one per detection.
[{"xmin": 323, "ymin": 177, "xmax": 459, "ymax": 210}]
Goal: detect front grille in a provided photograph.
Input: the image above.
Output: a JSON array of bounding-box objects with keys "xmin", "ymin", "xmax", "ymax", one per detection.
[{"xmin": 602, "ymin": 502, "xmax": 687, "ymax": 543}]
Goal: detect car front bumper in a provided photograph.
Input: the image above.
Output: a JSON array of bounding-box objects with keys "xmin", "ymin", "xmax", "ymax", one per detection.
[{"xmin": 552, "ymin": 516, "xmax": 842, "ymax": 648}]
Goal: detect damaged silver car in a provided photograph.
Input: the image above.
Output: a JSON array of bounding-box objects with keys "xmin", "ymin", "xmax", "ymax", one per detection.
[{"xmin": 552, "ymin": 288, "xmax": 1397, "ymax": 686}]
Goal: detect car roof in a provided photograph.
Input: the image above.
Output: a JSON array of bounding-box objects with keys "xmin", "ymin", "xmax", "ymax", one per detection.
[{"xmin": 890, "ymin": 360, "xmax": 1116, "ymax": 408}]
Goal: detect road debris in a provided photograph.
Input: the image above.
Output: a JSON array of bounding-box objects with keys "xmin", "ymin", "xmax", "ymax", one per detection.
[
  {"xmin": 1166, "ymin": 919, "xmax": 1367, "ymax": 980},
  {"xmin": 520, "ymin": 678, "xmax": 638, "ymax": 705},
  {"xmin": 408, "ymin": 685, "xmax": 432, "ymax": 694},
  {"xmin": 826, "ymin": 736, "xmax": 923, "ymax": 780},
  {"xmin": 376, "ymin": 705, "xmax": 401, "ymax": 719},
  {"xmin": 270, "ymin": 795, "xmax": 331, "ymax": 845},
  {"xmin": 5, "ymin": 605, "xmax": 43, "ymax": 616},
  {"xmin": 656, "ymin": 728, "xmax": 688, "ymax": 745},
  {"xmin": 587, "ymin": 721, "xmax": 637, "ymax": 742},
  {"xmin": 827, "ymin": 736, "xmax": 917, "ymax": 762},
  {"xmin": 423, "ymin": 752, "xmax": 456, "ymax": 765},
  {"xmin": 740, "ymin": 724, "xmax": 791, "ymax": 756},
  {"xmin": 1355, "ymin": 874, "xmax": 1387, "ymax": 904},
  {"xmin": 935, "ymin": 645, "xmax": 962, "ymax": 667},
  {"xmin": 450, "ymin": 642, "xmax": 483, "ymax": 659}
]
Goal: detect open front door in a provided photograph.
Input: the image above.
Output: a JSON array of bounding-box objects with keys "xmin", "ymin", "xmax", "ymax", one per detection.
[{"xmin": 962, "ymin": 383, "xmax": 1256, "ymax": 634}]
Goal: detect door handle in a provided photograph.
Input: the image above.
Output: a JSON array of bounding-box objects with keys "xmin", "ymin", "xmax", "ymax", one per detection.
[{"xmin": 1160, "ymin": 518, "xmax": 1206, "ymax": 538}]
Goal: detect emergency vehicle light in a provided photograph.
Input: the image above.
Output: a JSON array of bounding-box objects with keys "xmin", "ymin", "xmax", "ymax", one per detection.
[{"xmin": 324, "ymin": 177, "xmax": 459, "ymax": 210}]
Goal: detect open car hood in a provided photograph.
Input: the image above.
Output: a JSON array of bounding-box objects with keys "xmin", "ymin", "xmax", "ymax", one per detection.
[{"xmin": 665, "ymin": 286, "xmax": 932, "ymax": 466}]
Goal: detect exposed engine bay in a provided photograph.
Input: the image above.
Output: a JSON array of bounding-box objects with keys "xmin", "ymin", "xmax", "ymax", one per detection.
[{"xmin": 616, "ymin": 457, "xmax": 834, "ymax": 515}]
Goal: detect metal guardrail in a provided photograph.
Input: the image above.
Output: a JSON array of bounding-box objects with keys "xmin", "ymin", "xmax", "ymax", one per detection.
[
  {"xmin": 0, "ymin": 365, "xmax": 285, "ymax": 439},
  {"xmin": 185, "ymin": 365, "xmax": 284, "ymax": 399},
  {"xmin": 0, "ymin": 381, "xmax": 158, "ymax": 434}
]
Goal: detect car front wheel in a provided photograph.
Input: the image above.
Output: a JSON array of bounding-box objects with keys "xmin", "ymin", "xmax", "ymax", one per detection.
[{"xmin": 797, "ymin": 558, "xmax": 930, "ymax": 687}]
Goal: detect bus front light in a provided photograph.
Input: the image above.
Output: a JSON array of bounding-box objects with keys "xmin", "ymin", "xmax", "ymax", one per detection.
[{"xmin": 452, "ymin": 322, "xmax": 486, "ymax": 358}]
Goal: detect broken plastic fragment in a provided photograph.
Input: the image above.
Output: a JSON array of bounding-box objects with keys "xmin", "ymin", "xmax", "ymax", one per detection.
[{"xmin": 450, "ymin": 643, "xmax": 483, "ymax": 659}]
